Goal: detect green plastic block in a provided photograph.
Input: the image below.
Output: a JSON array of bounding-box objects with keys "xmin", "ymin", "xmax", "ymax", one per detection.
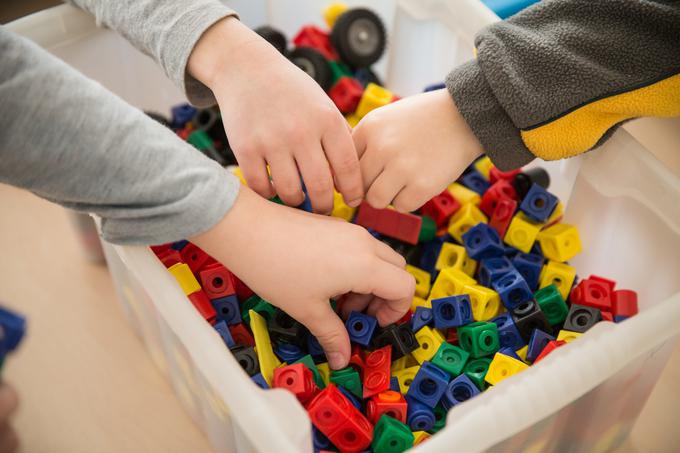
[
  {"xmin": 372, "ymin": 415, "xmax": 414, "ymax": 453},
  {"xmin": 269, "ymin": 195, "xmax": 284, "ymax": 205},
  {"xmin": 187, "ymin": 130, "xmax": 213, "ymax": 150},
  {"xmin": 293, "ymin": 354, "xmax": 325, "ymax": 389},
  {"xmin": 431, "ymin": 343, "xmax": 470, "ymax": 377},
  {"xmin": 330, "ymin": 367, "xmax": 362, "ymax": 399},
  {"xmin": 457, "ymin": 321, "xmax": 500, "ymax": 358},
  {"xmin": 418, "ymin": 215, "xmax": 437, "ymax": 243},
  {"xmin": 535, "ymin": 284, "xmax": 569, "ymax": 325},
  {"xmin": 463, "ymin": 357, "xmax": 492, "ymax": 391},
  {"xmin": 329, "ymin": 60, "xmax": 352, "ymax": 84},
  {"xmin": 241, "ymin": 296, "xmax": 275, "ymax": 324},
  {"xmin": 428, "ymin": 405, "xmax": 447, "ymax": 434}
]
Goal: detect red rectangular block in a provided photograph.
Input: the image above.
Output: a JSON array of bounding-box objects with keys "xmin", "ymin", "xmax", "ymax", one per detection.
[
  {"xmin": 157, "ymin": 249, "xmax": 183, "ymax": 268},
  {"xmin": 421, "ymin": 190, "xmax": 461, "ymax": 227},
  {"xmin": 612, "ymin": 289, "xmax": 638, "ymax": 317},
  {"xmin": 363, "ymin": 346, "xmax": 391, "ymax": 399},
  {"xmin": 293, "ymin": 25, "xmax": 338, "ymax": 60},
  {"xmin": 489, "ymin": 167, "xmax": 521, "ymax": 184},
  {"xmin": 489, "ymin": 198, "xmax": 517, "ymax": 239},
  {"xmin": 354, "ymin": 202, "xmax": 422, "ymax": 245},
  {"xmin": 570, "ymin": 278, "xmax": 612, "ymax": 312},
  {"xmin": 187, "ymin": 290, "xmax": 217, "ymax": 324},
  {"xmin": 329, "ymin": 77, "xmax": 363, "ymax": 114}
]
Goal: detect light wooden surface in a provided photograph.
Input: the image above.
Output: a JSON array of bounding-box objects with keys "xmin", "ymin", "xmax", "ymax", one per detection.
[{"xmin": 0, "ymin": 182, "xmax": 679, "ymax": 452}]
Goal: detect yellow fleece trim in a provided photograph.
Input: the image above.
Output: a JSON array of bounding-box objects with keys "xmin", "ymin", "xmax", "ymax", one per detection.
[{"xmin": 520, "ymin": 73, "xmax": 680, "ymax": 160}]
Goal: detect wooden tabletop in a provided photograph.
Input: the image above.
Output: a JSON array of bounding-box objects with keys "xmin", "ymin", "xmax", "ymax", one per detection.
[{"xmin": 0, "ymin": 182, "xmax": 678, "ymax": 452}]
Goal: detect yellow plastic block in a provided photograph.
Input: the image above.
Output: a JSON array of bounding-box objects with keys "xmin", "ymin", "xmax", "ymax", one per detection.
[
  {"xmin": 413, "ymin": 431, "xmax": 431, "ymax": 445},
  {"xmin": 168, "ymin": 263, "xmax": 201, "ymax": 296},
  {"xmin": 464, "ymin": 284, "xmax": 502, "ymax": 321},
  {"xmin": 429, "ymin": 267, "xmax": 477, "ymax": 300},
  {"xmin": 435, "ymin": 243, "xmax": 477, "ymax": 276},
  {"xmin": 485, "ymin": 352, "xmax": 529, "ymax": 386},
  {"xmin": 516, "ymin": 345, "xmax": 529, "ymax": 363},
  {"xmin": 230, "ymin": 166, "xmax": 248, "ymax": 186},
  {"xmin": 406, "ymin": 265, "xmax": 431, "ymax": 299},
  {"xmin": 473, "ymin": 156, "xmax": 493, "ymax": 180},
  {"xmin": 447, "ymin": 203, "xmax": 488, "ymax": 243},
  {"xmin": 412, "ymin": 326, "xmax": 446, "ymax": 364},
  {"xmin": 345, "ymin": 113, "xmax": 361, "ymax": 128},
  {"xmin": 391, "ymin": 354, "xmax": 418, "ymax": 373},
  {"xmin": 249, "ymin": 310, "xmax": 281, "ymax": 386},
  {"xmin": 411, "ymin": 296, "xmax": 431, "ymax": 312},
  {"xmin": 331, "ymin": 191, "xmax": 357, "ymax": 222},
  {"xmin": 539, "ymin": 261, "xmax": 576, "ymax": 300},
  {"xmin": 504, "ymin": 212, "xmax": 543, "ymax": 253},
  {"xmin": 544, "ymin": 201, "xmax": 564, "ymax": 227},
  {"xmin": 355, "ymin": 83, "xmax": 393, "ymax": 118},
  {"xmin": 323, "ymin": 2, "xmax": 348, "ymax": 28},
  {"xmin": 557, "ymin": 329, "xmax": 582, "ymax": 343},
  {"xmin": 447, "ymin": 182, "xmax": 481, "ymax": 206},
  {"xmin": 537, "ymin": 223, "xmax": 582, "ymax": 262},
  {"xmin": 317, "ymin": 362, "xmax": 331, "ymax": 386},
  {"xmin": 393, "ymin": 365, "xmax": 420, "ymax": 394}
]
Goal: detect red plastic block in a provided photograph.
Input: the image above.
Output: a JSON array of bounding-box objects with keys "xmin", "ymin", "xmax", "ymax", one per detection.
[
  {"xmin": 231, "ymin": 274, "xmax": 255, "ymax": 302},
  {"xmin": 366, "ymin": 390, "xmax": 407, "ymax": 424},
  {"xmin": 354, "ymin": 202, "xmax": 422, "ymax": 245},
  {"xmin": 421, "ymin": 190, "xmax": 461, "ymax": 227},
  {"xmin": 489, "ymin": 167, "xmax": 521, "ymax": 184},
  {"xmin": 177, "ymin": 127, "xmax": 191, "ymax": 140},
  {"xmin": 396, "ymin": 310, "xmax": 413, "ymax": 325},
  {"xmin": 229, "ymin": 323, "xmax": 255, "ymax": 347},
  {"xmin": 363, "ymin": 346, "xmax": 392, "ymax": 399},
  {"xmin": 601, "ymin": 311, "xmax": 614, "ymax": 322},
  {"xmin": 307, "ymin": 384, "xmax": 373, "ymax": 453},
  {"xmin": 187, "ymin": 290, "xmax": 217, "ymax": 324},
  {"xmin": 446, "ymin": 328, "xmax": 458, "ymax": 345},
  {"xmin": 570, "ymin": 278, "xmax": 612, "ymax": 312},
  {"xmin": 589, "ymin": 275, "xmax": 617, "ymax": 292},
  {"xmin": 157, "ymin": 249, "xmax": 183, "ymax": 268},
  {"xmin": 349, "ymin": 344, "xmax": 365, "ymax": 378},
  {"xmin": 199, "ymin": 264, "xmax": 236, "ymax": 300},
  {"xmin": 293, "ymin": 26, "xmax": 338, "ymax": 60},
  {"xmin": 329, "ymin": 77, "xmax": 363, "ymax": 114},
  {"xmin": 612, "ymin": 289, "xmax": 638, "ymax": 317},
  {"xmin": 533, "ymin": 340, "xmax": 566, "ymax": 363},
  {"xmin": 391, "ymin": 95, "xmax": 402, "ymax": 103},
  {"xmin": 180, "ymin": 243, "xmax": 211, "ymax": 274},
  {"xmin": 150, "ymin": 243, "xmax": 171, "ymax": 255},
  {"xmin": 489, "ymin": 198, "xmax": 517, "ymax": 239},
  {"xmin": 273, "ymin": 363, "xmax": 319, "ymax": 403},
  {"xmin": 480, "ymin": 180, "xmax": 517, "ymax": 217}
]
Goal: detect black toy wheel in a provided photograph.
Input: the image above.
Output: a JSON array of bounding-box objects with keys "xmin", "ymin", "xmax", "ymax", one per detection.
[
  {"xmin": 330, "ymin": 8, "xmax": 387, "ymax": 68},
  {"xmin": 287, "ymin": 47, "xmax": 333, "ymax": 91},
  {"xmin": 254, "ymin": 25, "xmax": 287, "ymax": 54}
]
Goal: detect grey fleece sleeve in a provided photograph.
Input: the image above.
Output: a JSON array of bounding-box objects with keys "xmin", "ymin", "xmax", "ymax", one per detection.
[
  {"xmin": 0, "ymin": 27, "xmax": 239, "ymax": 245},
  {"xmin": 446, "ymin": 0, "xmax": 680, "ymax": 170},
  {"xmin": 68, "ymin": 0, "xmax": 237, "ymax": 107}
]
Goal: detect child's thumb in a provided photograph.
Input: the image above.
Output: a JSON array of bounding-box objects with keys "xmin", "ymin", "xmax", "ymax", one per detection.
[{"xmin": 299, "ymin": 302, "xmax": 351, "ymax": 370}]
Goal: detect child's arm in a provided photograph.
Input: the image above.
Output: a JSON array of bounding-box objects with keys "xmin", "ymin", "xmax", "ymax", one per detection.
[
  {"xmin": 69, "ymin": 0, "xmax": 363, "ymax": 214},
  {"xmin": 355, "ymin": 0, "xmax": 680, "ymax": 212},
  {"xmin": 0, "ymin": 29, "xmax": 413, "ymax": 369}
]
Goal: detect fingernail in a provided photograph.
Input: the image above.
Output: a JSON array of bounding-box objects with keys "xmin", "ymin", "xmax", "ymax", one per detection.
[
  {"xmin": 328, "ymin": 352, "xmax": 346, "ymax": 370},
  {"xmin": 347, "ymin": 198, "xmax": 362, "ymax": 208}
]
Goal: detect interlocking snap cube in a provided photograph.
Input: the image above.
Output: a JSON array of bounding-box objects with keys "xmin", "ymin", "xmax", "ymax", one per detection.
[
  {"xmin": 464, "ymin": 284, "xmax": 502, "ymax": 321},
  {"xmin": 504, "ymin": 212, "xmax": 542, "ymax": 253},
  {"xmin": 511, "ymin": 300, "xmax": 552, "ymax": 342},
  {"xmin": 406, "ymin": 362, "xmax": 450, "ymax": 407},
  {"xmin": 492, "ymin": 270, "xmax": 533, "ymax": 310},
  {"xmin": 411, "ymin": 306, "xmax": 433, "ymax": 332},
  {"xmin": 537, "ymin": 223, "xmax": 582, "ymax": 262},
  {"xmin": 406, "ymin": 265, "xmax": 431, "ymax": 299},
  {"xmin": 431, "ymin": 343, "xmax": 470, "ymax": 377},
  {"xmin": 429, "ymin": 267, "xmax": 476, "ymax": 300},
  {"xmin": 563, "ymin": 304, "xmax": 602, "ymax": 333},
  {"xmin": 435, "ymin": 243, "xmax": 477, "ymax": 276},
  {"xmin": 534, "ymin": 284, "xmax": 569, "ymax": 326},
  {"xmin": 512, "ymin": 252, "xmax": 544, "ymax": 291},
  {"xmin": 447, "ymin": 182, "xmax": 481, "ymax": 206},
  {"xmin": 538, "ymin": 260, "xmax": 576, "ymax": 300},
  {"xmin": 273, "ymin": 363, "xmax": 318, "ymax": 403},
  {"xmin": 478, "ymin": 256, "xmax": 515, "ymax": 288},
  {"xmin": 406, "ymin": 397, "xmax": 436, "ymax": 432},
  {"xmin": 421, "ymin": 189, "xmax": 461, "ymax": 226},
  {"xmin": 355, "ymin": 83, "xmax": 393, "ymax": 118},
  {"xmin": 460, "ymin": 169, "xmax": 490, "ymax": 195},
  {"xmin": 458, "ymin": 321, "xmax": 500, "ymax": 358},
  {"xmin": 519, "ymin": 183, "xmax": 558, "ymax": 222},
  {"xmin": 412, "ymin": 325, "xmax": 446, "ymax": 364},
  {"xmin": 526, "ymin": 328, "xmax": 556, "ymax": 363},
  {"xmin": 492, "ymin": 312, "xmax": 525, "ymax": 350},
  {"xmin": 485, "ymin": 352, "xmax": 529, "ymax": 385},
  {"xmin": 463, "ymin": 357, "xmax": 492, "ymax": 390},
  {"xmin": 480, "ymin": 179, "xmax": 517, "ymax": 217},
  {"xmin": 462, "ymin": 223, "xmax": 506, "ymax": 261},
  {"xmin": 431, "ymin": 295, "xmax": 473, "ymax": 329},
  {"xmin": 366, "ymin": 390, "xmax": 407, "ymax": 424},
  {"xmin": 372, "ymin": 414, "xmax": 415, "ymax": 453},
  {"xmin": 441, "ymin": 374, "xmax": 480, "ymax": 409},
  {"xmin": 447, "ymin": 203, "xmax": 488, "ymax": 243},
  {"xmin": 346, "ymin": 311, "xmax": 378, "ymax": 346}
]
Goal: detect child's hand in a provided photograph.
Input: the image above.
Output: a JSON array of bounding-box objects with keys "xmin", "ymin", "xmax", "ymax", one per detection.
[
  {"xmin": 353, "ymin": 89, "xmax": 484, "ymax": 212},
  {"xmin": 192, "ymin": 186, "xmax": 415, "ymax": 369},
  {"xmin": 188, "ymin": 17, "xmax": 363, "ymax": 214},
  {"xmin": 0, "ymin": 383, "xmax": 19, "ymax": 453}
]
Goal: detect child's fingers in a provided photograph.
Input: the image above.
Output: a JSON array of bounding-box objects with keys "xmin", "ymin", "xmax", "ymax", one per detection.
[
  {"xmin": 339, "ymin": 293, "xmax": 373, "ymax": 319},
  {"xmin": 392, "ymin": 183, "xmax": 431, "ymax": 213},
  {"xmin": 295, "ymin": 145, "xmax": 334, "ymax": 214},
  {"xmin": 0, "ymin": 386, "xmax": 18, "ymax": 421},
  {"xmin": 351, "ymin": 121, "xmax": 368, "ymax": 159},
  {"xmin": 297, "ymin": 302, "xmax": 351, "ymax": 370},
  {"xmin": 322, "ymin": 121, "xmax": 363, "ymax": 207},
  {"xmin": 355, "ymin": 258, "xmax": 414, "ymax": 325},
  {"xmin": 365, "ymin": 296, "xmax": 407, "ymax": 326},
  {"xmin": 267, "ymin": 154, "xmax": 305, "ymax": 206},
  {"xmin": 359, "ymin": 149, "xmax": 386, "ymax": 195},
  {"xmin": 238, "ymin": 156, "xmax": 274, "ymax": 199},
  {"xmin": 365, "ymin": 170, "xmax": 405, "ymax": 209},
  {"xmin": 374, "ymin": 240, "xmax": 407, "ymax": 269}
]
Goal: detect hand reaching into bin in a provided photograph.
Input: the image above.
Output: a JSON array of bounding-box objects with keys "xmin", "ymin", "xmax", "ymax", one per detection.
[{"xmin": 0, "ymin": 384, "xmax": 19, "ymax": 453}]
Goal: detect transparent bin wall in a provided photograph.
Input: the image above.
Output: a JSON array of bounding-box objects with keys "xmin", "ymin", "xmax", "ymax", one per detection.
[{"xmin": 9, "ymin": 2, "xmax": 680, "ymax": 452}]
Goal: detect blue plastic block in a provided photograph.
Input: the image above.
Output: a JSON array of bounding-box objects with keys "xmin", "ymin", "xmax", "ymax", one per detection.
[
  {"xmin": 531, "ymin": 242, "xmax": 544, "ymax": 257},
  {"xmin": 313, "ymin": 427, "xmax": 333, "ymax": 452},
  {"xmin": 390, "ymin": 376, "xmax": 401, "ymax": 392},
  {"xmin": 431, "ymin": 295, "xmax": 473, "ymax": 329},
  {"xmin": 406, "ymin": 397, "xmax": 436, "ymax": 432},
  {"xmin": 504, "ymin": 245, "xmax": 520, "ymax": 260},
  {"xmin": 406, "ymin": 362, "xmax": 450, "ymax": 408},
  {"xmin": 354, "ymin": 67, "xmax": 381, "ymax": 87},
  {"xmin": 251, "ymin": 373, "xmax": 269, "ymax": 389},
  {"xmin": 519, "ymin": 183, "xmax": 558, "ymax": 222},
  {"xmin": 462, "ymin": 223, "xmax": 505, "ymax": 261},
  {"xmin": 337, "ymin": 385, "xmax": 362, "ymax": 410},
  {"xmin": 214, "ymin": 320, "xmax": 235, "ymax": 348},
  {"xmin": 614, "ymin": 315, "xmax": 628, "ymax": 323},
  {"xmin": 170, "ymin": 103, "xmax": 197, "ymax": 128},
  {"xmin": 170, "ymin": 239, "xmax": 189, "ymax": 250},
  {"xmin": 492, "ymin": 313, "xmax": 525, "ymax": 350},
  {"xmin": 211, "ymin": 295, "xmax": 241, "ymax": 325},
  {"xmin": 420, "ymin": 235, "xmax": 447, "ymax": 277},
  {"xmin": 512, "ymin": 253, "xmax": 544, "ymax": 291},
  {"xmin": 482, "ymin": 0, "xmax": 540, "ymax": 18},
  {"xmin": 423, "ymin": 82, "xmax": 447, "ymax": 92},
  {"xmin": 411, "ymin": 307, "xmax": 433, "ymax": 332},
  {"xmin": 346, "ymin": 311, "xmax": 378, "ymax": 347},
  {"xmin": 492, "ymin": 270, "xmax": 533, "ymax": 310},
  {"xmin": 306, "ymin": 333, "xmax": 325, "ymax": 358},
  {"xmin": 478, "ymin": 257, "xmax": 515, "ymax": 288},
  {"xmin": 366, "ymin": 228, "xmax": 382, "ymax": 240},
  {"xmin": 0, "ymin": 307, "xmax": 26, "ymax": 353},
  {"xmin": 460, "ymin": 169, "xmax": 490, "ymax": 195},
  {"xmin": 274, "ymin": 343, "xmax": 305, "ymax": 363},
  {"xmin": 440, "ymin": 374, "xmax": 480, "ymax": 410},
  {"xmin": 526, "ymin": 329, "xmax": 555, "ymax": 362},
  {"xmin": 499, "ymin": 347, "xmax": 522, "ymax": 361}
]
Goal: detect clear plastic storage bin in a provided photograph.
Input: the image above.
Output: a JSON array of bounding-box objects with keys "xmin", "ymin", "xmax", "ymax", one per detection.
[{"xmin": 8, "ymin": 1, "xmax": 680, "ymax": 451}]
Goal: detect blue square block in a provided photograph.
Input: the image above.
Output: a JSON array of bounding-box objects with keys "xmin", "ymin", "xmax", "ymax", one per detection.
[
  {"xmin": 406, "ymin": 362, "xmax": 450, "ymax": 408},
  {"xmin": 462, "ymin": 223, "xmax": 505, "ymax": 261},
  {"xmin": 251, "ymin": 373, "xmax": 269, "ymax": 389},
  {"xmin": 0, "ymin": 307, "xmax": 26, "ymax": 353},
  {"xmin": 440, "ymin": 373, "xmax": 480, "ymax": 410},
  {"xmin": 313, "ymin": 427, "xmax": 332, "ymax": 452},
  {"xmin": 211, "ymin": 295, "xmax": 241, "ymax": 325},
  {"xmin": 406, "ymin": 396, "xmax": 436, "ymax": 432},
  {"xmin": 492, "ymin": 270, "xmax": 533, "ymax": 310},
  {"xmin": 499, "ymin": 346, "xmax": 522, "ymax": 361},
  {"xmin": 614, "ymin": 315, "xmax": 629, "ymax": 323},
  {"xmin": 492, "ymin": 313, "xmax": 525, "ymax": 350},
  {"xmin": 512, "ymin": 253, "xmax": 544, "ymax": 291},
  {"xmin": 411, "ymin": 306, "xmax": 433, "ymax": 332},
  {"xmin": 274, "ymin": 343, "xmax": 304, "ymax": 363},
  {"xmin": 431, "ymin": 295, "xmax": 473, "ymax": 329},
  {"xmin": 478, "ymin": 257, "xmax": 515, "ymax": 288},
  {"xmin": 460, "ymin": 169, "xmax": 490, "ymax": 195},
  {"xmin": 530, "ymin": 242, "xmax": 544, "ymax": 257},
  {"xmin": 519, "ymin": 183, "xmax": 558, "ymax": 222},
  {"xmin": 306, "ymin": 333, "xmax": 325, "ymax": 358},
  {"xmin": 170, "ymin": 239, "xmax": 189, "ymax": 250},
  {"xmin": 423, "ymin": 82, "xmax": 447, "ymax": 92},
  {"xmin": 526, "ymin": 328, "xmax": 556, "ymax": 362},
  {"xmin": 214, "ymin": 320, "xmax": 235, "ymax": 348},
  {"xmin": 420, "ymin": 235, "xmax": 447, "ymax": 277},
  {"xmin": 389, "ymin": 376, "xmax": 401, "ymax": 393},
  {"xmin": 345, "ymin": 311, "xmax": 378, "ymax": 346},
  {"xmin": 170, "ymin": 103, "xmax": 197, "ymax": 128},
  {"xmin": 337, "ymin": 385, "xmax": 362, "ymax": 410}
]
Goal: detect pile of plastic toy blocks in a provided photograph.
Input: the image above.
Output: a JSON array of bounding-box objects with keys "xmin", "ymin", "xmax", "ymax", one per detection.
[{"xmin": 149, "ymin": 5, "xmax": 640, "ymax": 453}]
